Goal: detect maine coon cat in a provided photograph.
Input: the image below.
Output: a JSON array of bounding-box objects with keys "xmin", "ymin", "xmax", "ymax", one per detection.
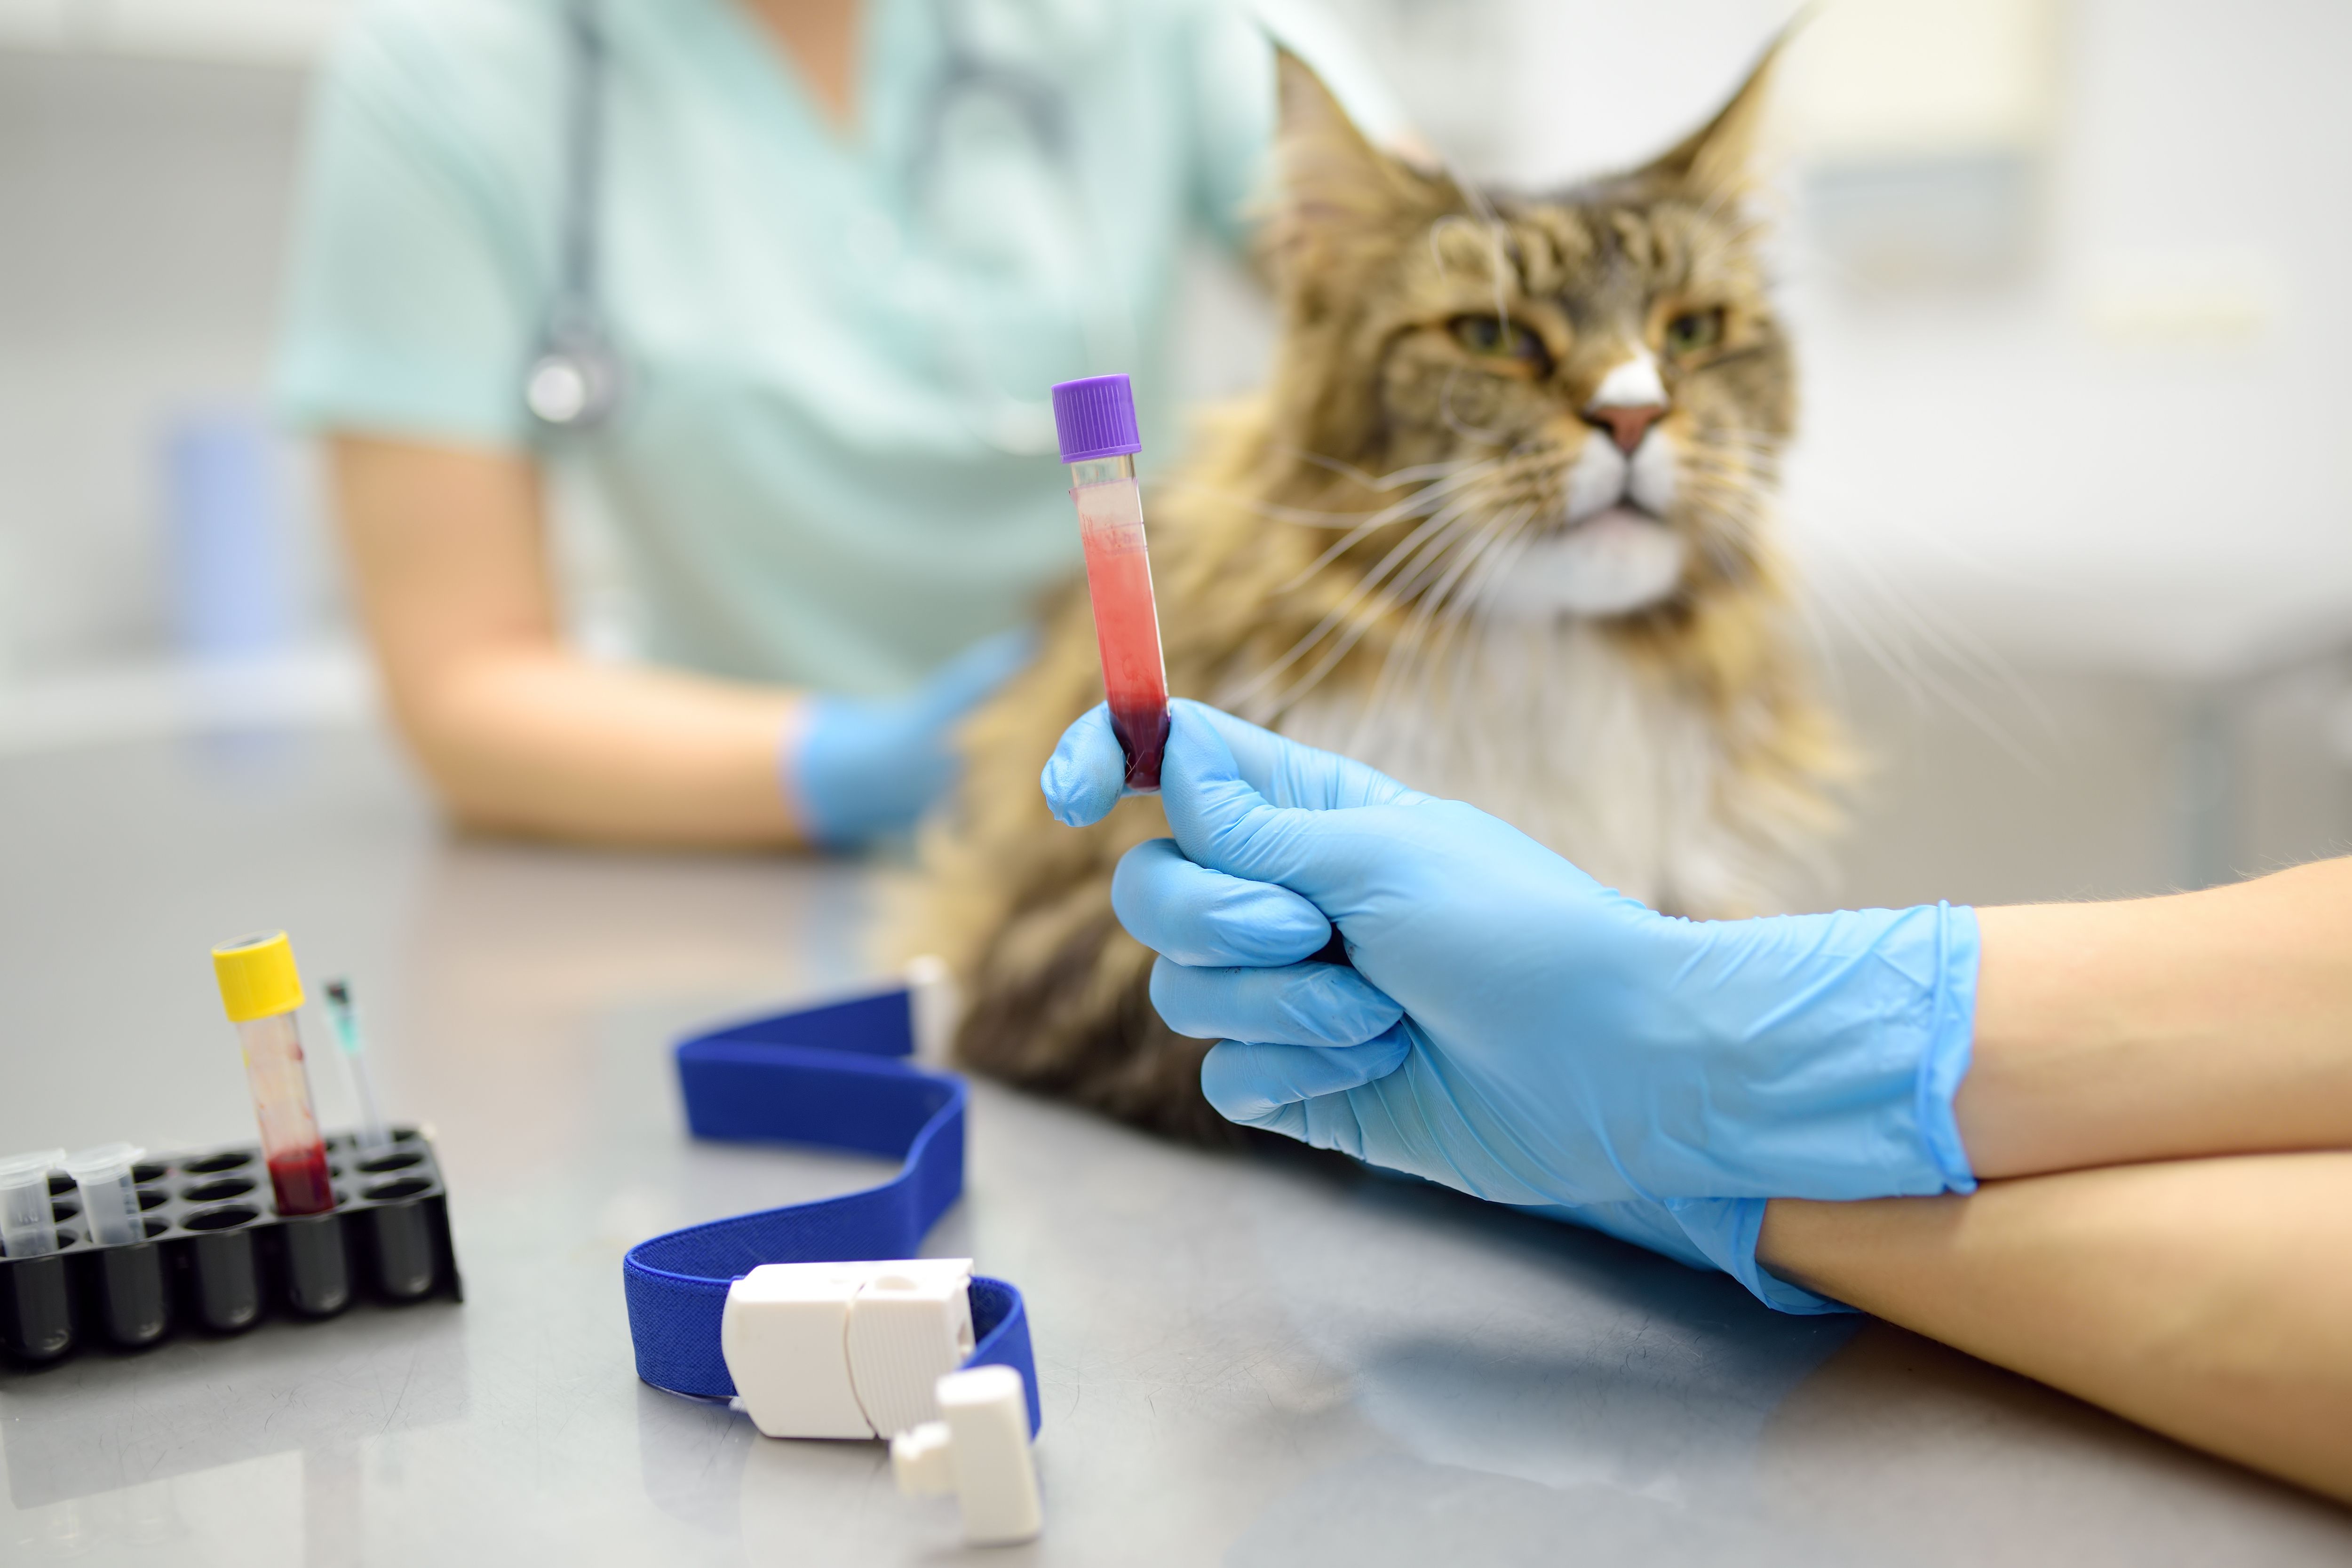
[{"xmin": 904, "ymin": 46, "xmax": 1847, "ymax": 1140}]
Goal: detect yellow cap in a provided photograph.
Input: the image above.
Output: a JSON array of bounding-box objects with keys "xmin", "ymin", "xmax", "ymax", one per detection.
[{"xmin": 212, "ymin": 931, "xmax": 304, "ymax": 1022}]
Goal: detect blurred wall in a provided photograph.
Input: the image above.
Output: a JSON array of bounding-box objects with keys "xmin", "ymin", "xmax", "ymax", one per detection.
[{"xmin": 0, "ymin": 49, "xmax": 323, "ymax": 677}]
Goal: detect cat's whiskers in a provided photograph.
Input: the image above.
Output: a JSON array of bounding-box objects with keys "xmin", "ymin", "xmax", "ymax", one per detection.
[
  {"xmin": 1255, "ymin": 500, "xmax": 1498, "ymax": 718},
  {"xmin": 1383, "ymin": 471, "xmax": 1550, "ymax": 604},
  {"xmin": 1684, "ymin": 443, "xmax": 1780, "ymax": 470},
  {"xmin": 1681, "ymin": 462, "xmax": 1773, "ymax": 490},
  {"xmin": 1286, "ymin": 448, "xmax": 1490, "ymax": 495},
  {"xmin": 1684, "ymin": 437, "xmax": 1779, "ymax": 465},
  {"xmin": 1380, "ymin": 505, "xmax": 1520, "ymax": 664},
  {"xmin": 1272, "ymin": 459, "xmax": 1506, "ymax": 593},
  {"xmin": 1422, "ymin": 512, "xmax": 1549, "ymax": 771},
  {"xmin": 1265, "ymin": 443, "xmax": 1553, "ymax": 604},
  {"xmin": 1260, "ymin": 452, "xmax": 1557, "ymax": 722},
  {"xmin": 1683, "ymin": 431, "xmax": 1782, "ymax": 467},
  {"xmin": 1366, "ymin": 486, "xmax": 1539, "ymax": 690},
  {"xmin": 1677, "ymin": 440, "xmax": 1781, "ymax": 519},
  {"xmin": 1791, "ymin": 511, "xmax": 2058, "ymax": 770},
  {"xmin": 1690, "ymin": 492, "xmax": 1776, "ymax": 586},
  {"xmin": 1694, "ymin": 532, "xmax": 1756, "ymax": 585},
  {"xmin": 1162, "ymin": 480, "xmax": 1454, "ymax": 532},
  {"xmin": 1681, "ymin": 473, "xmax": 1770, "ymax": 514},
  {"xmin": 1432, "ymin": 504, "xmax": 1541, "ymax": 665},
  {"xmin": 1229, "ymin": 493, "xmax": 1490, "ymax": 713},
  {"xmin": 1682, "ymin": 473, "xmax": 1771, "ymax": 515},
  {"xmin": 1353, "ymin": 503, "xmax": 1536, "ymax": 752}
]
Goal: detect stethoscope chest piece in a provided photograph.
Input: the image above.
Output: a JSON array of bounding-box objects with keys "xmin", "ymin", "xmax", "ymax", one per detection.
[{"xmin": 526, "ymin": 317, "xmax": 628, "ymax": 431}]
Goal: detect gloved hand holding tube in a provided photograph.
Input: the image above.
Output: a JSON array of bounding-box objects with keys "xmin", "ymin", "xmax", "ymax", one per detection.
[{"xmin": 1040, "ymin": 699, "xmax": 1983, "ymax": 1311}]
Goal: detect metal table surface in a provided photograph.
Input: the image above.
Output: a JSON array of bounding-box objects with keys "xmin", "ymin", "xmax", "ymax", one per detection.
[{"xmin": 4, "ymin": 728, "xmax": 2349, "ymax": 1567}]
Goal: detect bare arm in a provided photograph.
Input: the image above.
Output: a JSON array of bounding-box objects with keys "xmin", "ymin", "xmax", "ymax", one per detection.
[
  {"xmin": 1759, "ymin": 1153, "xmax": 2352, "ymax": 1503},
  {"xmin": 1959, "ymin": 858, "xmax": 2352, "ymax": 1176},
  {"xmin": 331, "ymin": 434, "xmax": 808, "ymax": 847}
]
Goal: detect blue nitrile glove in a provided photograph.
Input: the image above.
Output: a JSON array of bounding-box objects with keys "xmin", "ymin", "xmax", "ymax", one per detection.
[
  {"xmin": 791, "ymin": 630, "xmax": 1033, "ymax": 846},
  {"xmin": 1040, "ymin": 699, "xmax": 1980, "ymax": 1211},
  {"xmin": 1533, "ymin": 1198, "xmax": 1849, "ymax": 1314}
]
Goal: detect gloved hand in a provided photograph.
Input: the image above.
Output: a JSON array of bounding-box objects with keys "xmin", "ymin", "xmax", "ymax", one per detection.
[
  {"xmin": 1041, "ymin": 699, "xmax": 1979, "ymax": 1212},
  {"xmin": 1531, "ymin": 1195, "xmax": 1850, "ymax": 1315},
  {"xmin": 790, "ymin": 629, "xmax": 1033, "ymax": 846}
]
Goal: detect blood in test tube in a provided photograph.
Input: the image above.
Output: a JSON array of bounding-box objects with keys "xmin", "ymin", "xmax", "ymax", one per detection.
[
  {"xmin": 212, "ymin": 932, "xmax": 337, "ymax": 1217},
  {"xmin": 1052, "ymin": 375, "xmax": 1170, "ymax": 791},
  {"xmin": 267, "ymin": 1146, "xmax": 335, "ymax": 1215},
  {"xmin": 1072, "ymin": 481, "xmax": 1171, "ymax": 788}
]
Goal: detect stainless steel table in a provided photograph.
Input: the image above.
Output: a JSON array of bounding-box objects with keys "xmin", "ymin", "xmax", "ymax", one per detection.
[{"xmin": 4, "ymin": 729, "xmax": 2348, "ymax": 1565}]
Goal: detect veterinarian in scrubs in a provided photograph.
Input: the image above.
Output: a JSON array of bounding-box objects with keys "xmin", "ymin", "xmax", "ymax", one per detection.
[
  {"xmin": 1046, "ymin": 697, "xmax": 2352, "ymax": 1502},
  {"xmin": 276, "ymin": 0, "xmax": 1402, "ymax": 847}
]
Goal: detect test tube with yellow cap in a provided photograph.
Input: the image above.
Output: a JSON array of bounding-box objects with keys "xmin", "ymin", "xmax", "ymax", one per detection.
[{"xmin": 212, "ymin": 932, "xmax": 335, "ymax": 1216}]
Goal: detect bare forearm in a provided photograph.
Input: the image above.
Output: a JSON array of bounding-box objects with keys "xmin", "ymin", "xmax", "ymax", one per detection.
[
  {"xmin": 1961, "ymin": 860, "xmax": 2352, "ymax": 1176},
  {"xmin": 1759, "ymin": 1154, "xmax": 2352, "ymax": 1502},
  {"xmin": 397, "ymin": 647, "xmax": 803, "ymax": 847},
  {"xmin": 331, "ymin": 433, "xmax": 804, "ymax": 847}
]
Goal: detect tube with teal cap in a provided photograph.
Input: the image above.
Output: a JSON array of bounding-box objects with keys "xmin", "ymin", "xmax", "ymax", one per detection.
[{"xmin": 323, "ymin": 978, "xmax": 394, "ymax": 1156}]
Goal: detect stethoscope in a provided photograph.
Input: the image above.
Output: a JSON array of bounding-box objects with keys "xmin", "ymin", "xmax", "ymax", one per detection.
[
  {"xmin": 525, "ymin": 0, "xmax": 1120, "ymax": 453},
  {"xmin": 522, "ymin": 0, "xmax": 623, "ymax": 430}
]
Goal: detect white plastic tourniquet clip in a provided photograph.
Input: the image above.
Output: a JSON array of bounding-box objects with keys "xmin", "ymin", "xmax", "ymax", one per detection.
[
  {"xmin": 720, "ymin": 1259, "xmax": 1043, "ymax": 1545},
  {"xmin": 891, "ymin": 1364, "xmax": 1044, "ymax": 1546},
  {"xmin": 720, "ymin": 1258, "xmax": 977, "ymax": 1440}
]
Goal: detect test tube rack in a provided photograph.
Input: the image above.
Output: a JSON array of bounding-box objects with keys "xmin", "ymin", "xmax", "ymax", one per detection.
[{"xmin": 0, "ymin": 1130, "xmax": 460, "ymax": 1367}]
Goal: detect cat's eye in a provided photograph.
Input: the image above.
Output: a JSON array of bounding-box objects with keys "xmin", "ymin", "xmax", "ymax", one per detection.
[
  {"xmin": 1450, "ymin": 315, "xmax": 1549, "ymax": 369},
  {"xmin": 1663, "ymin": 308, "xmax": 1725, "ymax": 356}
]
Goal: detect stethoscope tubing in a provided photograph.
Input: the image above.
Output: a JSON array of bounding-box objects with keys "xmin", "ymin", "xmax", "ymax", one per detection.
[{"xmin": 528, "ymin": 0, "xmax": 1129, "ymax": 451}]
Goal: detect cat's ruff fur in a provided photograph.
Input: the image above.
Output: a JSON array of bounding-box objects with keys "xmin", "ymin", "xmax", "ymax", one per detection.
[{"xmin": 901, "ymin": 44, "xmax": 1850, "ymax": 1141}]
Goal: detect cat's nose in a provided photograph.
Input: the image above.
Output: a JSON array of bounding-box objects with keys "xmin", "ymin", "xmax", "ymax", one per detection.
[
  {"xmin": 1581, "ymin": 354, "xmax": 1669, "ymax": 453},
  {"xmin": 1584, "ymin": 402, "xmax": 1666, "ymax": 453}
]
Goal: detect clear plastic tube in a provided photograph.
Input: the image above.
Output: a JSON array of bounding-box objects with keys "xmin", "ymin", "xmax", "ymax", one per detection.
[
  {"xmin": 323, "ymin": 978, "xmax": 393, "ymax": 1155},
  {"xmin": 1066, "ymin": 452, "xmax": 1170, "ymax": 790},
  {"xmin": 236, "ymin": 1010, "xmax": 335, "ymax": 1215},
  {"xmin": 61, "ymin": 1143, "xmax": 145, "ymax": 1248},
  {"xmin": 0, "ymin": 1149, "xmax": 66, "ymax": 1258}
]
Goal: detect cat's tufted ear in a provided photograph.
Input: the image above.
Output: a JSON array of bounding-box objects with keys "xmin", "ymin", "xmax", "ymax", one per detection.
[
  {"xmin": 1264, "ymin": 47, "xmax": 1447, "ymax": 286},
  {"xmin": 1635, "ymin": 32, "xmax": 1789, "ymax": 202}
]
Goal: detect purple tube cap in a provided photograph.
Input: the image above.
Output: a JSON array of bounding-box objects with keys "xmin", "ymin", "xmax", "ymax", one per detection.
[{"xmin": 1051, "ymin": 375, "xmax": 1142, "ymax": 464}]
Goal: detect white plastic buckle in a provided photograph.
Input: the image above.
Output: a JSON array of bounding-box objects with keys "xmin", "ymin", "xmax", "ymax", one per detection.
[
  {"xmin": 719, "ymin": 1258, "xmax": 975, "ymax": 1440},
  {"xmin": 891, "ymin": 1364, "xmax": 1043, "ymax": 1546}
]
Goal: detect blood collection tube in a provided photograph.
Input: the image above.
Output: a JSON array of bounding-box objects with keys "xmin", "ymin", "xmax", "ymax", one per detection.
[
  {"xmin": 0, "ymin": 1149, "xmax": 65, "ymax": 1258},
  {"xmin": 1051, "ymin": 374, "xmax": 1170, "ymax": 791},
  {"xmin": 211, "ymin": 932, "xmax": 335, "ymax": 1216}
]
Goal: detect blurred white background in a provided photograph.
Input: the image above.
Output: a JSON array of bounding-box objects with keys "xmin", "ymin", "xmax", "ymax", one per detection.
[{"xmin": 2, "ymin": 0, "xmax": 2349, "ymax": 904}]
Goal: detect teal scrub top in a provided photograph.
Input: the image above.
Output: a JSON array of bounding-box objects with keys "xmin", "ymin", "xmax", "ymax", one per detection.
[{"xmin": 276, "ymin": 0, "xmax": 1398, "ymax": 695}]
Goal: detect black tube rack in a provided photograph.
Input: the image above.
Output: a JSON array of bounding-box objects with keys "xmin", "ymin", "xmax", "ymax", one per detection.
[{"xmin": 0, "ymin": 1129, "xmax": 461, "ymax": 1366}]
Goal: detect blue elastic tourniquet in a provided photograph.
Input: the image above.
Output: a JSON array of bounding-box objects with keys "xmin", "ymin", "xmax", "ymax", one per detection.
[{"xmin": 620, "ymin": 985, "xmax": 1041, "ymax": 1438}]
